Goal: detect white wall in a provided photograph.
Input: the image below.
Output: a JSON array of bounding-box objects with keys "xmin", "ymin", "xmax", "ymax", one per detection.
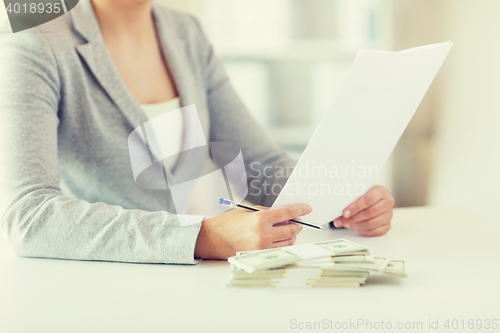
[
  {"xmin": 158, "ymin": 0, "xmax": 500, "ymax": 222},
  {"xmin": 429, "ymin": 1, "xmax": 500, "ymax": 223}
]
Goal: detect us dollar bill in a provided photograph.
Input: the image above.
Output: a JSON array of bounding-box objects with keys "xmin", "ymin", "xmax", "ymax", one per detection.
[
  {"xmin": 383, "ymin": 259, "xmax": 407, "ymax": 277},
  {"xmin": 228, "ymin": 239, "xmax": 369, "ymax": 273}
]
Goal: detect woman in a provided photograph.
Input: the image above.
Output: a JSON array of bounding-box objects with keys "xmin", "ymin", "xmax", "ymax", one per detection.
[{"xmin": 0, "ymin": 0, "xmax": 394, "ymax": 263}]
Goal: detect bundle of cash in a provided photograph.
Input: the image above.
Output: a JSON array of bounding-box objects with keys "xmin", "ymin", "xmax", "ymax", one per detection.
[{"xmin": 226, "ymin": 239, "xmax": 406, "ymax": 288}]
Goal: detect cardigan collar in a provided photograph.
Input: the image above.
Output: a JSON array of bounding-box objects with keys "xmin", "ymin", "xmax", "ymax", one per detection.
[
  {"xmin": 69, "ymin": 0, "xmax": 206, "ymax": 185},
  {"xmin": 70, "ymin": 0, "xmax": 191, "ymax": 130}
]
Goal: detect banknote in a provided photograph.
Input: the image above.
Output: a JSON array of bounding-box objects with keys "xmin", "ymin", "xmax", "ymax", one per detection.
[
  {"xmin": 226, "ymin": 239, "xmax": 406, "ymax": 287},
  {"xmin": 230, "ymin": 266, "xmax": 370, "ymax": 279},
  {"xmin": 294, "ymin": 255, "xmax": 375, "ymax": 268},
  {"xmin": 228, "ymin": 248, "xmax": 303, "ymax": 273},
  {"xmin": 228, "ymin": 239, "xmax": 369, "ymax": 273},
  {"xmin": 226, "ymin": 281, "xmax": 362, "ymax": 288},
  {"xmin": 230, "ymin": 269, "xmax": 369, "ymax": 279},
  {"xmin": 383, "ymin": 260, "xmax": 407, "ymax": 277},
  {"xmin": 226, "ymin": 276, "xmax": 365, "ymax": 288},
  {"xmin": 313, "ymin": 239, "xmax": 370, "ymax": 255},
  {"xmin": 330, "ymin": 257, "xmax": 391, "ymax": 272}
]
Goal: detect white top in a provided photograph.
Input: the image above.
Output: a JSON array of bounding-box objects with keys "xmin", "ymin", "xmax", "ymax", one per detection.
[{"xmin": 140, "ymin": 97, "xmax": 183, "ymax": 171}]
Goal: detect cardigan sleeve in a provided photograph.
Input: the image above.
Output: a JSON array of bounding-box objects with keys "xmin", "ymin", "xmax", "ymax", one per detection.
[{"xmin": 0, "ymin": 30, "xmax": 203, "ymax": 264}]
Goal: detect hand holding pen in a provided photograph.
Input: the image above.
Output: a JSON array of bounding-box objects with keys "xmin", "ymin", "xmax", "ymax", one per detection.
[
  {"xmin": 219, "ymin": 198, "xmax": 325, "ymax": 231},
  {"xmin": 194, "ymin": 200, "xmax": 318, "ymax": 259}
]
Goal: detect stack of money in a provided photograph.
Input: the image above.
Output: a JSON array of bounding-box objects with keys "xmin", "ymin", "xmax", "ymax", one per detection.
[{"xmin": 226, "ymin": 239, "xmax": 406, "ymax": 288}]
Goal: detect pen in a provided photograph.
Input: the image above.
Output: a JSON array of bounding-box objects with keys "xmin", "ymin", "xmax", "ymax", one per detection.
[{"xmin": 218, "ymin": 198, "xmax": 326, "ymax": 231}]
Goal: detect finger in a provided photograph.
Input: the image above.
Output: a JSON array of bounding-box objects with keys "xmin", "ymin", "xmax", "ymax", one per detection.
[
  {"xmin": 342, "ymin": 185, "xmax": 387, "ymax": 219},
  {"xmin": 272, "ymin": 221, "xmax": 303, "ymax": 227},
  {"xmin": 270, "ymin": 236, "xmax": 297, "ymax": 248},
  {"xmin": 254, "ymin": 205, "xmax": 270, "ymax": 210},
  {"xmin": 269, "ymin": 223, "xmax": 302, "ymax": 242},
  {"xmin": 335, "ymin": 199, "xmax": 392, "ymax": 227},
  {"xmin": 259, "ymin": 204, "xmax": 312, "ymax": 224},
  {"xmin": 345, "ymin": 212, "xmax": 392, "ymax": 231},
  {"xmin": 357, "ymin": 223, "xmax": 391, "ymax": 237}
]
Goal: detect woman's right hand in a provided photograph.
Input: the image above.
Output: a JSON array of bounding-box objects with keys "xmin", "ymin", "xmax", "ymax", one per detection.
[{"xmin": 194, "ymin": 204, "xmax": 312, "ymax": 260}]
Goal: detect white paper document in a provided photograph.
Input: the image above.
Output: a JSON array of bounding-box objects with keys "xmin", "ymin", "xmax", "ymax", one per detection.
[{"xmin": 271, "ymin": 42, "xmax": 452, "ymax": 224}]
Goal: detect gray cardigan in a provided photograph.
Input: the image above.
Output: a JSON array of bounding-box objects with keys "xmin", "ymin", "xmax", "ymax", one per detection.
[{"xmin": 0, "ymin": 0, "xmax": 294, "ymax": 264}]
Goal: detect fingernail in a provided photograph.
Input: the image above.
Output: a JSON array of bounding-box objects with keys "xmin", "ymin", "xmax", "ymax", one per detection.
[
  {"xmin": 344, "ymin": 210, "xmax": 351, "ymax": 218},
  {"xmin": 307, "ymin": 205, "xmax": 312, "ymax": 213},
  {"xmin": 334, "ymin": 219, "xmax": 342, "ymax": 227}
]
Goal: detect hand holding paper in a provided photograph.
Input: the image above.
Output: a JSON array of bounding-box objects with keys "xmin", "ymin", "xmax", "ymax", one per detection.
[
  {"xmin": 271, "ymin": 42, "xmax": 453, "ymax": 225},
  {"xmin": 335, "ymin": 184, "xmax": 394, "ymax": 236}
]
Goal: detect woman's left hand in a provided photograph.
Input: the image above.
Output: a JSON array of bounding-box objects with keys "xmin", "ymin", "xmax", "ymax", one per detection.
[{"xmin": 333, "ymin": 185, "xmax": 394, "ymax": 236}]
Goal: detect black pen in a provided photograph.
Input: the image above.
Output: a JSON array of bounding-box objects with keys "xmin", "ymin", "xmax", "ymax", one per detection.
[{"xmin": 218, "ymin": 198, "xmax": 326, "ymax": 231}]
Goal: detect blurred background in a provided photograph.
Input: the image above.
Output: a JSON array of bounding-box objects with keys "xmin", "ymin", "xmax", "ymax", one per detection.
[{"xmin": 160, "ymin": 0, "xmax": 500, "ymax": 223}]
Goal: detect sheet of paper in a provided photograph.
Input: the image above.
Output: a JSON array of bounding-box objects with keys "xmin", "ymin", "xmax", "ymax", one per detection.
[{"xmin": 271, "ymin": 42, "xmax": 452, "ymax": 224}]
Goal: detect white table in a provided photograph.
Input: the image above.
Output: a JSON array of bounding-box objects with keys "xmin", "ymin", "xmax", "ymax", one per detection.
[{"xmin": 1, "ymin": 207, "xmax": 499, "ymax": 333}]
